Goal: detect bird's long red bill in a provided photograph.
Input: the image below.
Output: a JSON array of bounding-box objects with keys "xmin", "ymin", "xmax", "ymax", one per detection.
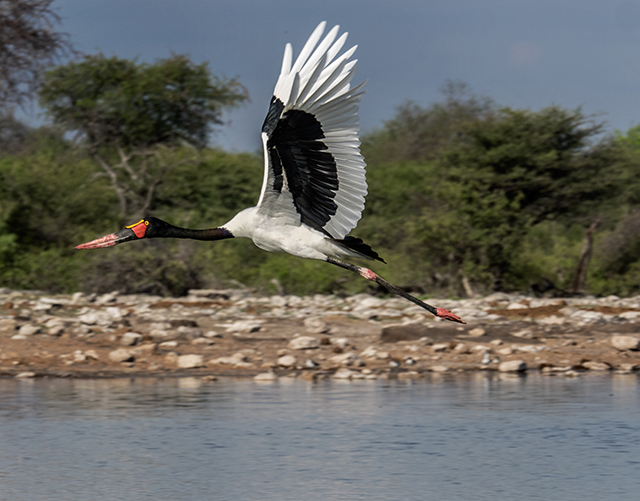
[
  {"xmin": 75, "ymin": 233, "xmax": 119, "ymax": 249},
  {"xmin": 75, "ymin": 227, "xmax": 138, "ymax": 250}
]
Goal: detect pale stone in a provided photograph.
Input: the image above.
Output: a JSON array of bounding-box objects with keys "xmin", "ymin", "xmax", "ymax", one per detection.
[
  {"xmin": 18, "ymin": 324, "xmax": 41, "ymax": 336},
  {"xmin": 73, "ymin": 350, "xmax": 87, "ymax": 362},
  {"xmin": 133, "ymin": 344, "xmax": 157, "ymax": 356},
  {"xmin": 360, "ymin": 346, "xmax": 379, "ymax": 359},
  {"xmin": 332, "ymin": 368, "xmax": 355, "ymax": 379},
  {"xmin": 223, "ymin": 320, "xmax": 262, "ymax": 333},
  {"xmin": 498, "ymin": 360, "xmax": 527, "ymax": 372},
  {"xmin": 204, "ymin": 331, "xmax": 222, "ymax": 338},
  {"xmin": 158, "ymin": 341, "xmax": 179, "ymax": 350},
  {"xmin": 432, "ymin": 343, "xmax": 450, "ymax": 352},
  {"xmin": 121, "ymin": 332, "xmax": 143, "ymax": 346},
  {"xmin": 191, "ymin": 337, "xmax": 215, "ymax": 345},
  {"xmin": 611, "ymin": 335, "xmax": 640, "ymax": 351},
  {"xmin": 618, "ymin": 311, "xmax": 640, "ymax": 320},
  {"xmin": 304, "ymin": 317, "xmax": 329, "ymax": 334},
  {"xmin": 512, "ymin": 329, "xmax": 535, "ymax": 339},
  {"xmin": 467, "ymin": 327, "xmax": 485, "ymax": 337},
  {"xmin": 507, "ymin": 303, "xmax": 528, "ymax": 310},
  {"xmin": 108, "ymin": 349, "xmax": 134, "ymax": 363},
  {"xmin": 498, "ymin": 347, "xmax": 513, "ymax": 356},
  {"xmin": 177, "ymin": 354, "xmax": 204, "ymax": 369},
  {"xmin": 84, "ymin": 349, "xmax": 99, "ymax": 360},
  {"xmin": 176, "ymin": 326, "xmax": 203, "ymax": 339},
  {"xmin": 78, "ymin": 312, "xmax": 99, "ymax": 325},
  {"xmin": 149, "ymin": 329, "xmax": 172, "ymax": 341},
  {"xmin": 329, "ymin": 352, "xmax": 359, "ymax": 365},
  {"xmin": 582, "ymin": 361, "xmax": 611, "ymax": 371},
  {"xmin": 431, "ymin": 365, "xmax": 450, "ymax": 373},
  {"xmin": 105, "ymin": 306, "xmax": 123, "ymax": 321},
  {"xmin": 537, "ymin": 316, "xmax": 565, "ymax": 325},
  {"xmin": 15, "ymin": 372, "xmax": 36, "ymax": 378},
  {"xmin": 0, "ymin": 317, "xmax": 17, "ymax": 331},
  {"xmin": 254, "ymin": 372, "xmax": 278, "ymax": 382},
  {"xmin": 331, "ymin": 338, "xmax": 350, "ymax": 349},
  {"xmin": 288, "ymin": 336, "xmax": 320, "ymax": 350},
  {"xmin": 277, "ymin": 355, "xmax": 297, "ymax": 368}
]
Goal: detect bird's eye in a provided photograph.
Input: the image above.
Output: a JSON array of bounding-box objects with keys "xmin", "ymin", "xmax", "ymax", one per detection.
[{"xmin": 145, "ymin": 220, "xmax": 149, "ymax": 225}]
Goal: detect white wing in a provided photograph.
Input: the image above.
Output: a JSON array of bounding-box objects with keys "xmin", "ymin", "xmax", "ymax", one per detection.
[{"xmin": 257, "ymin": 22, "xmax": 367, "ymax": 240}]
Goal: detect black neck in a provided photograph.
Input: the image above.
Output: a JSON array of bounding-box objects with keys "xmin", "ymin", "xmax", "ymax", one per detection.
[{"xmin": 147, "ymin": 220, "xmax": 234, "ymax": 241}]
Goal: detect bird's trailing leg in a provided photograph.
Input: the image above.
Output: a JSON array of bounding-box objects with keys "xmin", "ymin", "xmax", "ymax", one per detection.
[{"xmin": 327, "ymin": 258, "xmax": 465, "ymax": 324}]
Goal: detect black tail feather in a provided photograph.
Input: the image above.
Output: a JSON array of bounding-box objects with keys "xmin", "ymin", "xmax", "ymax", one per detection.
[{"xmin": 331, "ymin": 236, "xmax": 386, "ymax": 263}]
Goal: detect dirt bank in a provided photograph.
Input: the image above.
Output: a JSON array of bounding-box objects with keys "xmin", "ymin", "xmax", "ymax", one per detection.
[{"xmin": 1, "ymin": 288, "xmax": 639, "ymax": 380}]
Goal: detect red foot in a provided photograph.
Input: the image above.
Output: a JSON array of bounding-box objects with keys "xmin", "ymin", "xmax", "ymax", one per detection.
[
  {"xmin": 436, "ymin": 308, "xmax": 465, "ymax": 324},
  {"xmin": 359, "ymin": 268, "xmax": 378, "ymax": 280}
]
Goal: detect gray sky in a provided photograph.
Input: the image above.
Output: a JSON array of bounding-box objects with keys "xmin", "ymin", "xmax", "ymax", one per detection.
[{"xmin": 47, "ymin": 0, "xmax": 640, "ymax": 152}]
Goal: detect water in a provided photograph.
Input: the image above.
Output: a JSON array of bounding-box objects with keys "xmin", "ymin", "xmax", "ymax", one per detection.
[{"xmin": 0, "ymin": 373, "xmax": 638, "ymax": 501}]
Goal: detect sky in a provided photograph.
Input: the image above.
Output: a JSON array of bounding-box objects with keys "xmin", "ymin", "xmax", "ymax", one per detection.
[{"xmin": 38, "ymin": 0, "xmax": 640, "ymax": 152}]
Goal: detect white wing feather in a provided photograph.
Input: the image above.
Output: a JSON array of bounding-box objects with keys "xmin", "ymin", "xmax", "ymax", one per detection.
[{"xmin": 261, "ymin": 22, "xmax": 367, "ymax": 240}]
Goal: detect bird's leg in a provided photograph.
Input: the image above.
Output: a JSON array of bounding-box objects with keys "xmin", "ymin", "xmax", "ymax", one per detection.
[{"xmin": 326, "ymin": 258, "xmax": 465, "ymax": 324}]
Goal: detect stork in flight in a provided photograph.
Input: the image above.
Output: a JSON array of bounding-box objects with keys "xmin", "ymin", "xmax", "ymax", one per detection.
[{"xmin": 76, "ymin": 22, "xmax": 464, "ymax": 324}]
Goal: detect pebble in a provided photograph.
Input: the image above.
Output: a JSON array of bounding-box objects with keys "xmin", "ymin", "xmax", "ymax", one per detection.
[
  {"xmin": 611, "ymin": 335, "xmax": 640, "ymax": 351},
  {"xmin": 18, "ymin": 324, "xmax": 41, "ymax": 336},
  {"xmin": 467, "ymin": 328, "xmax": 486, "ymax": 337},
  {"xmin": 177, "ymin": 354, "xmax": 204, "ymax": 369},
  {"xmin": 108, "ymin": 349, "xmax": 135, "ymax": 363},
  {"xmin": 303, "ymin": 317, "xmax": 329, "ymax": 334},
  {"xmin": 121, "ymin": 332, "xmax": 143, "ymax": 346},
  {"xmin": 254, "ymin": 372, "xmax": 278, "ymax": 382},
  {"xmin": 288, "ymin": 336, "xmax": 320, "ymax": 350},
  {"xmin": 582, "ymin": 361, "xmax": 611, "ymax": 371},
  {"xmin": 277, "ymin": 355, "xmax": 297, "ymax": 368},
  {"xmin": 332, "ymin": 368, "xmax": 355, "ymax": 379},
  {"xmin": 158, "ymin": 341, "xmax": 179, "ymax": 350},
  {"xmin": 498, "ymin": 360, "xmax": 527, "ymax": 372},
  {"xmin": 15, "ymin": 372, "xmax": 36, "ymax": 378}
]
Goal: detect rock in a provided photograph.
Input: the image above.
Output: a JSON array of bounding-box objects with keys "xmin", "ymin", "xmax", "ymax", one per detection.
[
  {"xmin": 254, "ymin": 372, "xmax": 278, "ymax": 382},
  {"xmin": 498, "ymin": 360, "xmax": 527, "ymax": 372},
  {"xmin": 331, "ymin": 338, "xmax": 350, "ymax": 349},
  {"xmin": 223, "ymin": 320, "xmax": 262, "ymax": 333},
  {"xmin": 380, "ymin": 322, "xmax": 431, "ymax": 343},
  {"xmin": 497, "ymin": 347, "xmax": 514, "ymax": 356},
  {"xmin": 149, "ymin": 329, "xmax": 173, "ymax": 341},
  {"xmin": 120, "ymin": 332, "xmax": 143, "ymax": 346},
  {"xmin": 512, "ymin": 329, "xmax": 535, "ymax": 339},
  {"xmin": 201, "ymin": 375, "xmax": 218, "ymax": 382},
  {"xmin": 618, "ymin": 363, "xmax": 639, "ymax": 372},
  {"xmin": 582, "ymin": 361, "xmax": 611, "ymax": 371},
  {"xmin": 332, "ymin": 368, "xmax": 355, "ymax": 379},
  {"xmin": 191, "ymin": 337, "xmax": 215, "ymax": 345},
  {"xmin": 507, "ymin": 302, "xmax": 529, "ymax": 310},
  {"xmin": 158, "ymin": 341, "xmax": 179, "ymax": 350},
  {"xmin": 73, "ymin": 350, "xmax": 87, "ymax": 362},
  {"xmin": 18, "ymin": 324, "xmax": 41, "ymax": 336},
  {"xmin": 15, "ymin": 372, "xmax": 36, "ymax": 378},
  {"xmin": 105, "ymin": 306, "xmax": 124, "ymax": 321},
  {"xmin": 432, "ymin": 343, "xmax": 451, "ymax": 352},
  {"xmin": 611, "ymin": 335, "xmax": 640, "ymax": 351},
  {"xmin": 277, "ymin": 355, "xmax": 297, "ymax": 368},
  {"xmin": 619, "ymin": 311, "xmax": 640, "ymax": 320},
  {"xmin": 204, "ymin": 331, "xmax": 222, "ymax": 338},
  {"xmin": 78, "ymin": 312, "xmax": 99, "ymax": 325},
  {"xmin": 177, "ymin": 354, "xmax": 204, "ymax": 369},
  {"xmin": 360, "ymin": 346, "xmax": 378, "ymax": 359},
  {"xmin": 329, "ymin": 352, "xmax": 359, "ymax": 365},
  {"xmin": 288, "ymin": 336, "xmax": 320, "ymax": 350},
  {"xmin": 304, "ymin": 317, "xmax": 329, "ymax": 334},
  {"xmin": 133, "ymin": 344, "xmax": 157, "ymax": 356},
  {"xmin": 95, "ymin": 291, "xmax": 118, "ymax": 304},
  {"xmin": 467, "ymin": 327, "xmax": 486, "ymax": 337},
  {"xmin": 84, "ymin": 349, "xmax": 99, "ymax": 360},
  {"xmin": 108, "ymin": 349, "xmax": 134, "ymax": 363},
  {"xmin": 431, "ymin": 365, "xmax": 450, "ymax": 373}
]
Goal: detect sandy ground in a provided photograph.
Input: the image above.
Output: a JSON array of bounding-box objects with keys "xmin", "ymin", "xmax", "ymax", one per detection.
[{"xmin": 1, "ymin": 288, "xmax": 639, "ymax": 380}]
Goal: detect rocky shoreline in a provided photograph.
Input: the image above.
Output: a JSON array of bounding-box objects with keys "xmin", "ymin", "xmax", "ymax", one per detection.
[{"xmin": 1, "ymin": 287, "xmax": 639, "ymax": 381}]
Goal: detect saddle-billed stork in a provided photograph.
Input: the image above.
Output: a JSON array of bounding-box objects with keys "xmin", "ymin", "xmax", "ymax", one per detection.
[{"xmin": 76, "ymin": 22, "xmax": 464, "ymax": 324}]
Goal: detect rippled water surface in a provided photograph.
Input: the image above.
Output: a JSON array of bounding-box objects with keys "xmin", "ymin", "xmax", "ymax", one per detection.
[{"xmin": 0, "ymin": 373, "xmax": 639, "ymax": 501}]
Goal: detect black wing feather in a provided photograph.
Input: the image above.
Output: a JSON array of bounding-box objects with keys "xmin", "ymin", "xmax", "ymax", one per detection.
[{"xmin": 262, "ymin": 97, "xmax": 340, "ymax": 236}]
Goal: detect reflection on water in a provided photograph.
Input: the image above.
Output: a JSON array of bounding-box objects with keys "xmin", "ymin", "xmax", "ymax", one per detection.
[{"xmin": 0, "ymin": 373, "xmax": 639, "ymax": 501}]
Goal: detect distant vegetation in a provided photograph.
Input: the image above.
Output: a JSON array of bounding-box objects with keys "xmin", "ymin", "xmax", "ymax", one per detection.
[{"xmin": 1, "ymin": 46, "xmax": 640, "ymax": 297}]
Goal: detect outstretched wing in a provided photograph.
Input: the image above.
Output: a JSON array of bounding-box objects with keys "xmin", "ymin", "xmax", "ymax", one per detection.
[{"xmin": 257, "ymin": 22, "xmax": 367, "ymax": 239}]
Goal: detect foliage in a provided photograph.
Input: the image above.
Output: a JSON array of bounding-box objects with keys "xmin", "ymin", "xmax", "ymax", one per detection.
[
  {"xmin": 39, "ymin": 54, "xmax": 249, "ymax": 222},
  {"xmin": 39, "ymin": 54, "xmax": 248, "ymax": 149},
  {"xmin": 2, "ymin": 85, "xmax": 640, "ymax": 298}
]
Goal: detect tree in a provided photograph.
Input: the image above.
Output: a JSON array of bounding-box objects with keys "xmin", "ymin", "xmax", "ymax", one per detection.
[
  {"xmin": 39, "ymin": 54, "xmax": 248, "ymax": 221},
  {"xmin": 0, "ymin": 0, "xmax": 72, "ymax": 108}
]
